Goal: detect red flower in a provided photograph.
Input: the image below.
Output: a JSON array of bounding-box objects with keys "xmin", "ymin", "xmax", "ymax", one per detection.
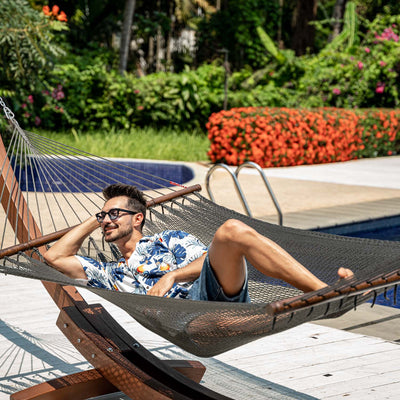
[
  {"xmin": 57, "ymin": 11, "xmax": 68, "ymax": 22},
  {"xmin": 376, "ymin": 82, "xmax": 385, "ymax": 94},
  {"xmin": 42, "ymin": 5, "xmax": 51, "ymax": 16},
  {"xmin": 206, "ymin": 107, "xmax": 400, "ymax": 167}
]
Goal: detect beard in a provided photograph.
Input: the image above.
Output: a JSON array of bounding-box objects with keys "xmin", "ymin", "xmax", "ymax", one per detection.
[{"xmin": 103, "ymin": 223, "xmax": 133, "ymax": 243}]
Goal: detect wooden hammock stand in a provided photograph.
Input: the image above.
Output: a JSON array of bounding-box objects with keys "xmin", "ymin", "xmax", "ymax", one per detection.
[{"xmin": 0, "ymin": 135, "xmax": 232, "ymax": 400}]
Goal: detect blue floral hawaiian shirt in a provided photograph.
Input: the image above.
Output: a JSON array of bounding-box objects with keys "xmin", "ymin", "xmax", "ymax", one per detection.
[{"xmin": 76, "ymin": 230, "xmax": 208, "ymax": 299}]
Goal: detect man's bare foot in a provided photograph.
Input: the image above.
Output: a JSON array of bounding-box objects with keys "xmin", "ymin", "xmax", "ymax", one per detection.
[
  {"xmin": 337, "ymin": 267, "xmax": 354, "ymax": 279},
  {"xmin": 337, "ymin": 267, "xmax": 372, "ymax": 299}
]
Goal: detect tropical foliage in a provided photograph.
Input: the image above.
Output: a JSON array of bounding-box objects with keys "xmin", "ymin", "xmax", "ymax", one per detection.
[
  {"xmin": 0, "ymin": 0, "xmax": 67, "ymax": 95},
  {"xmin": 1, "ymin": 0, "xmax": 400, "ymax": 166}
]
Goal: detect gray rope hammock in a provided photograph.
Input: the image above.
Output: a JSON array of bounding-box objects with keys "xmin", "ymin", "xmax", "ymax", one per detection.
[{"xmin": 1, "ymin": 100, "xmax": 400, "ymax": 358}]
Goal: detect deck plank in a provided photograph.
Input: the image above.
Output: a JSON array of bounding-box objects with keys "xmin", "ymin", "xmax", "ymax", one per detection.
[{"xmin": 2, "ymin": 271, "xmax": 400, "ymax": 399}]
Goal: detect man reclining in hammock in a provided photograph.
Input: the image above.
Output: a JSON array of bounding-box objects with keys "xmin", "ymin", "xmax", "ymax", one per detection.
[{"xmin": 44, "ymin": 184, "xmax": 353, "ymax": 302}]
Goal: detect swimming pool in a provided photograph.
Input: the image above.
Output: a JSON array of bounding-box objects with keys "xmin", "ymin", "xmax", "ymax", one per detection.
[
  {"xmin": 316, "ymin": 215, "xmax": 400, "ymax": 242},
  {"xmin": 13, "ymin": 157, "xmax": 194, "ymax": 192},
  {"xmin": 315, "ymin": 215, "xmax": 400, "ymax": 308}
]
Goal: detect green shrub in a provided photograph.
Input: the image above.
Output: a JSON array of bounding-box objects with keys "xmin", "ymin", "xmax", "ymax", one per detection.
[
  {"xmin": 10, "ymin": 60, "xmax": 225, "ymax": 132},
  {"xmin": 295, "ymin": 13, "xmax": 400, "ymax": 109},
  {"xmin": 133, "ymin": 64, "xmax": 225, "ymax": 129},
  {"xmin": 356, "ymin": 109, "xmax": 400, "ymax": 158},
  {"xmin": 0, "ymin": 0, "xmax": 68, "ymax": 131},
  {"xmin": 0, "ymin": 0, "xmax": 67, "ymax": 91},
  {"xmin": 49, "ymin": 60, "xmax": 138, "ymax": 130}
]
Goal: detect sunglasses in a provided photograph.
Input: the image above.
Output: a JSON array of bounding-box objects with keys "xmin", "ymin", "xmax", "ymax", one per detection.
[{"xmin": 96, "ymin": 208, "xmax": 138, "ymax": 223}]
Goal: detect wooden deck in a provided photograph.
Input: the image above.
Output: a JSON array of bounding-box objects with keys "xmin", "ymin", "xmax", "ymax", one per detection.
[{"xmin": 1, "ymin": 273, "xmax": 399, "ymax": 400}]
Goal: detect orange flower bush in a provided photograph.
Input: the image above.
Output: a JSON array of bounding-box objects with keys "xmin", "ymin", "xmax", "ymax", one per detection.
[
  {"xmin": 43, "ymin": 5, "xmax": 67, "ymax": 22},
  {"xmin": 206, "ymin": 107, "xmax": 400, "ymax": 167}
]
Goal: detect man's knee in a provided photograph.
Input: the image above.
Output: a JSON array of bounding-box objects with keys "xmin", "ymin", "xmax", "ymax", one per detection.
[{"xmin": 215, "ymin": 219, "xmax": 253, "ymax": 244}]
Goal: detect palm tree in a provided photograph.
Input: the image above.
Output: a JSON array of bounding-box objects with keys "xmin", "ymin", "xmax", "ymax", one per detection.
[{"xmin": 119, "ymin": 0, "xmax": 137, "ymax": 74}]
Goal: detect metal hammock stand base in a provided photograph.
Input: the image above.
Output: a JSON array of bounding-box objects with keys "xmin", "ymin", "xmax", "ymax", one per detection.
[{"xmin": 1, "ymin": 98, "xmax": 400, "ymax": 399}]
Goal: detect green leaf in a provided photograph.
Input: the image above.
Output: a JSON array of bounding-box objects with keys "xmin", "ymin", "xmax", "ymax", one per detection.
[
  {"xmin": 256, "ymin": 26, "xmax": 285, "ymax": 64},
  {"xmin": 182, "ymin": 90, "xmax": 190, "ymax": 101}
]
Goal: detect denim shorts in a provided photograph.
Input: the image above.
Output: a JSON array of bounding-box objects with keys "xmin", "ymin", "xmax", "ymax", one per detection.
[{"xmin": 189, "ymin": 254, "xmax": 251, "ymax": 303}]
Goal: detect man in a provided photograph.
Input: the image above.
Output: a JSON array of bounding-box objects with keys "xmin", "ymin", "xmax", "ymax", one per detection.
[{"xmin": 44, "ymin": 184, "xmax": 353, "ymax": 302}]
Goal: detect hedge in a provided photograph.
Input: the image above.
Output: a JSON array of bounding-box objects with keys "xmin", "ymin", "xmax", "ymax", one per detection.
[{"xmin": 206, "ymin": 107, "xmax": 400, "ymax": 167}]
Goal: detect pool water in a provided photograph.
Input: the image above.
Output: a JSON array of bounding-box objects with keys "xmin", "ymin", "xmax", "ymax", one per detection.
[
  {"xmin": 316, "ymin": 215, "xmax": 400, "ymax": 242},
  {"xmin": 315, "ymin": 215, "xmax": 400, "ymax": 309},
  {"xmin": 13, "ymin": 157, "xmax": 194, "ymax": 192}
]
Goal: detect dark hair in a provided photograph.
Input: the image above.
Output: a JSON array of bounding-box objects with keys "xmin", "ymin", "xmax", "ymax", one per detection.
[{"xmin": 102, "ymin": 184, "xmax": 147, "ymax": 229}]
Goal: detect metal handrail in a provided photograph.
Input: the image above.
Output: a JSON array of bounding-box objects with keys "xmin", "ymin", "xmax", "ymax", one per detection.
[
  {"xmin": 205, "ymin": 162, "xmax": 283, "ymax": 225},
  {"xmin": 235, "ymin": 161, "xmax": 283, "ymax": 226},
  {"xmin": 205, "ymin": 163, "xmax": 253, "ymax": 217}
]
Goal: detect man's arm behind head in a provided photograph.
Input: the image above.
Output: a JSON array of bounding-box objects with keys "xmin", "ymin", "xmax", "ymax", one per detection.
[{"xmin": 43, "ymin": 216, "xmax": 100, "ymax": 280}]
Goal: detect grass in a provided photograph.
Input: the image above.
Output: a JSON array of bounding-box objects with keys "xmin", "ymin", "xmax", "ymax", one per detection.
[{"xmin": 38, "ymin": 127, "xmax": 210, "ymax": 162}]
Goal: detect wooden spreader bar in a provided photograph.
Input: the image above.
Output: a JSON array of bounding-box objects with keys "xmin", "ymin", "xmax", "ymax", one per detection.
[{"xmin": 268, "ymin": 269, "xmax": 400, "ymax": 316}]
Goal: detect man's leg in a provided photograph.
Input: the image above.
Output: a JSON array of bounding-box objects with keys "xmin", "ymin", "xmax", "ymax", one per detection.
[{"xmin": 208, "ymin": 219, "xmax": 352, "ymax": 296}]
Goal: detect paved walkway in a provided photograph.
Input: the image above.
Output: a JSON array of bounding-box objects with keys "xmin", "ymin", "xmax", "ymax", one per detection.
[
  {"xmin": 188, "ymin": 156, "xmax": 400, "ymax": 227},
  {"xmin": 1, "ymin": 156, "xmax": 400, "ymax": 399}
]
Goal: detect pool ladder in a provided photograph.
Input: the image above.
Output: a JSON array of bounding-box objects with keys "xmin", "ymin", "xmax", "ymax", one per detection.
[{"xmin": 205, "ymin": 161, "xmax": 283, "ymax": 225}]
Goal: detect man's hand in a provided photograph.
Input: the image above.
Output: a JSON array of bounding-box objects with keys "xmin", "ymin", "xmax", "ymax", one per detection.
[
  {"xmin": 146, "ymin": 254, "xmax": 206, "ymax": 297},
  {"xmin": 147, "ymin": 272, "xmax": 176, "ymax": 297},
  {"xmin": 43, "ymin": 215, "xmax": 100, "ymax": 279}
]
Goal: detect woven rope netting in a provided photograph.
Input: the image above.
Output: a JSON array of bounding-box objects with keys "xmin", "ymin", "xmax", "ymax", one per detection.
[{"xmin": 1, "ymin": 100, "xmax": 400, "ymax": 357}]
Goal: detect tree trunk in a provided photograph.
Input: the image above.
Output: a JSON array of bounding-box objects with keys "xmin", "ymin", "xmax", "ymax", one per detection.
[
  {"xmin": 330, "ymin": 0, "xmax": 348, "ymax": 41},
  {"xmin": 277, "ymin": 0, "xmax": 284, "ymax": 49},
  {"xmin": 166, "ymin": 2, "xmax": 174, "ymax": 71},
  {"xmin": 291, "ymin": 0, "xmax": 318, "ymax": 56},
  {"xmin": 119, "ymin": 0, "xmax": 136, "ymax": 75},
  {"xmin": 155, "ymin": 0, "xmax": 163, "ymax": 72},
  {"xmin": 156, "ymin": 25, "xmax": 163, "ymax": 72},
  {"xmin": 148, "ymin": 36, "xmax": 155, "ymax": 72}
]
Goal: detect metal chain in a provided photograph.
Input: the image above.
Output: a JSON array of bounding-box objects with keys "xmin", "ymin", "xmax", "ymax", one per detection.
[{"xmin": 0, "ymin": 96, "xmax": 15, "ymax": 120}]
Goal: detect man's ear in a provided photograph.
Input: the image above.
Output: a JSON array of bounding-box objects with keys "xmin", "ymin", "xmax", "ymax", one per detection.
[{"xmin": 133, "ymin": 212, "xmax": 144, "ymax": 228}]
